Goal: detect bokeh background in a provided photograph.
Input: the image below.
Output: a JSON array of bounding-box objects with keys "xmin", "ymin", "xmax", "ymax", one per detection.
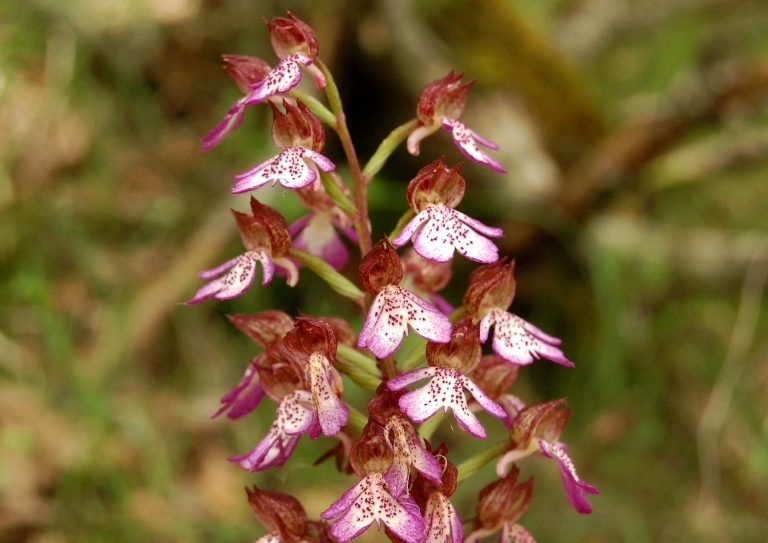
[{"xmin": 2, "ymin": 0, "xmax": 768, "ymax": 542}]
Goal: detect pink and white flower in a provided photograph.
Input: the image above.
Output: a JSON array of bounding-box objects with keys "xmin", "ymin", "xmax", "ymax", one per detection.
[
  {"xmin": 441, "ymin": 118, "xmax": 506, "ymax": 173},
  {"xmin": 187, "ymin": 250, "xmax": 282, "ymax": 304},
  {"xmin": 479, "ymin": 310, "xmax": 573, "ymax": 367},
  {"xmin": 387, "ymin": 366, "xmax": 506, "ymax": 439},
  {"xmin": 230, "ymin": 390, "xmax": 313, "ymax": 471},
  {"xmin": 539, "ymin": 440, "xmax": 599, "ymax": 514},
  {"xmin": 243, "ymin": 53, "xmax": 315, "ymax": 106},
  {"xmin": 357, "ymin": 285, "xmax": 452, "ymax": 359},
  {"xmin": 232, "ymin": 147, "xmax": 335, "ymax": 194},
  {"xmin": 320, "ymin": 472, "xmax": 425, "ymax": 543},
  {"xmin": 392, "ymin": 203, "xmax": 503, "ymax": 263},
  {"xmin": 305, "ymin": 351, "xmax": 349, "ymax": 438},
  {"xmin": 289, "ymin": 210, "xmax": 357, "ymax": 270}
]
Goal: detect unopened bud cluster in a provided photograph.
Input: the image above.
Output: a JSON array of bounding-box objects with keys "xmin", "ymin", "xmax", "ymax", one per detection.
[{"xmin": 189, "ymin": 12, "xmax": 596, "ymax": 543}]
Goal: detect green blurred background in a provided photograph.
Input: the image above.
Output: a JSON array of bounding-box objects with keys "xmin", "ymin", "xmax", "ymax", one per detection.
[{"xmin": 2, "ymin": 0, "xmax": 768, "ymax": 541}]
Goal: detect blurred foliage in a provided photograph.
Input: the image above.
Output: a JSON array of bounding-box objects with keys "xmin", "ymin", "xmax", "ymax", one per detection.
[{"xmin": 2, "ymin": 0, "xmax": 768, "ymax": 542}]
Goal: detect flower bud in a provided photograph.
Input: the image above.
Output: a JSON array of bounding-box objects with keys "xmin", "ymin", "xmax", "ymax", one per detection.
[
  {"xmin": 349, "ymin": 422, "xmax": 394, "ymax": 476},
  {"xmin": 475, "ymin": 465, "xmax": 534, "ymax": 530},
  {"xmin": 266, "ymin": 11, "xmax": 319, "ymax": 60},
  {"xmin": 426, "ymin": 317, "xmax": 481, "ymax": 373},
  {"xmin": 463, "ymin": 258, "xmax": 516, "ymax": 318},
  {"xmin": 401, "ymin": 248, "xmax": 452, "ymax": 294},
  {"xmin": 246, "ymin": 485, "xmax": 309, "ymax": 543},
  {"xmin": 405, "ymin": 157, "xmax": 466, "ymax": 211},
  {"xmin": 469, "ymin": 355, "xmax": 519, "ymax": 400},
  {"xmin": 358, "ymin": 237, "xmax": 403, "ymax": 294},
  {"xmin": 271, "ymin": 99, "xmax": 325, "ymax": 151},
  {"xmin": 222, "ymin": 54, "xmax": 271, "ymax": 94},
  {"xmin": 410, "ymin": 442, "xmax": 458, "ymax": 508},
  {"xmin": 416, "ymin": 71, "xmax": 473, "ymax": 126},
  {"xmin": 509, "ymin": 398, "xmax": 569, "ymax": 448},
  {"xmin": 227, "ymin": 310, "xmax": 294, "ymax": 347},
  {"xmin": 233, "ymin": 197, "xmax": 292, "ymax": 256},
  {"xmin": 283, "ymin": 317, "xmax": 338, "ymax": 362}
]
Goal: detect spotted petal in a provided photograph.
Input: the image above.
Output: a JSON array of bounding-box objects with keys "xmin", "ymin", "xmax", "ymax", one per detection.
[
  {"xmin": 358, "ymin": 285, "xmax": 452, "ymax": 359},
  {"xmin": 200, "ymin": 96, "xmax": 248, "ymax": 151},
  {"xmin": 539, "ymin": 440, "xmax": 598, "ymax": 514},
  {"xmin": 392, "ymin": 204, "xmax": 502, "ymax": 263},
  {"xmin": 441, "ymin": 118, "xmax": 506, "ymax": 173},
  {"xmin": 233, "ymin": 147, "xmax": 336, "ymax": 194},
  {"xmin": 479, "ymin": 310, "xmax": 574, "ymax": 367},
  {"xmin": 423, "ymin": 492, "xmax": 463, "ymax": 543},
  {"xmin": 213, "ymin": 358, "xmax": 265, "ymax": 419},
  {"xmin": 244, "ymin": 53, "xmax": 311, "ymax": 106},
  {"xmin": 187, "ymin": 250, "xmax": 274, "ymax": 304},
  {"xmin": 388, "ymin": 367, "xmax": 505, "ymax": 439},
  {"xmin": 229, "ymin": 391, "xmax": 313, "ymax": 471},
  {"xmin": 306, "ymin": 352, "xmax": 349, "ymax": 438},
  {"xmin": 320, "ymin": 472, "xmax": 425, "ymax": 543}
]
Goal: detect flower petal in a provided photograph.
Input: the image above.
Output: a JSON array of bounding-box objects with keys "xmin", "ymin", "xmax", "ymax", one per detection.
[
  {"xmin": 244, "ymin": 54, "xmax": 309, "ymax": 105},
  {"xmin": 479, "ymin": 311, "xmax": 574, "ymax": 367},
  {"xmin": 213, "ymin": 359, "xmax": 265, "ymax": 419},
  {"xmin": 200, "ymin": 97, "xmax": 247, "ymax": 151},
  {"xmin": 500, "ymin": 523, "xmax": 537, "ymax": 543},
  {"xmin": 423, "ymin": 493, "xmax": 463, "ymax": 543},
  {"xmin": 229, "ymin": 391, "xmax": 312, "ymax": 471},
  {"xmin": 233, "ymin": 148, "xmax": 318, "ymax": 193},
  {"xmin": 441, "ymin": 118, "xmax": 506, "ymax": 173},
  {"xmin": 539, "ymin": 440, "xmax": 598, "ymax": 514},
  {"xmin": 358, "ymin": 286, "xmax": 452, "ymax": 359},
  {"xmin": 394, "ymin": 205, "xmax": 502, "ymax": 264},
  {"xmin": 188, "ymin": 251, "xmax": 270, "ymax": 304},
  {"xmin": 322, "ymin": 473, "xmax": 425, "ymax": 543}
]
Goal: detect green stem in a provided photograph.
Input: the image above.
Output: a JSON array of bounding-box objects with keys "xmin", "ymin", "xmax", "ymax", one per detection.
[
  {"xmin": 362, "ymin": 118, "xmax": 419, "ymax": 179},
  {"xmin": 456, "ymin": 440, "xmax": 509, "ymax": 483},
  {"xmin": 288, "ymin": 90, "xmax": 336, "ymax": 126},
  {"xmin": 289, "ymin": 248, "xmax": 365, "ymax": 305},
  {"xmin": 346, "ymin": 405, "xmax": 368, "ymax": 434},
  {"xmin": 317, "ymin": 59, "xmax": 372, "ymax": 257}
]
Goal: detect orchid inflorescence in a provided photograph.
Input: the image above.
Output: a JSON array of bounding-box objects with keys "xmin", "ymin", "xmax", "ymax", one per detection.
[{"xmin": 189, "ymin": 12, "xmax": 597, "ymax": 543}]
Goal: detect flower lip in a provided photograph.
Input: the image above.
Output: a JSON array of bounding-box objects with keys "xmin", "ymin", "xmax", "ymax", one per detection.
[{"xmin": 357, "ymin": 285, "xmax": 453, "ymax": 359}]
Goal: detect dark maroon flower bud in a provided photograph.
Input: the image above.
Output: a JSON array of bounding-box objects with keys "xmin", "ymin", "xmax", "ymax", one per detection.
[
  {"xmin": 266, "ymin": 11, "xmax": 319, "ymax": 60},
  {"xmin": 416, "ymin": 71, "xmax": 472, "ymax": 127},
  {"xmin": 358, "ymin": 237, "xmax": 403, "ymax": 294},
  {"xmin": 283, "ymin": 317, "xmax": 338, "ymax": 362},
  {"xmin": 405, "ymin": 157, "xmax": 466, "ymax": 211},
  {"xmin": 271, "ymin": 99, "xmax": 326, "ymax": 151},
  {"xmin": 227, "ymin": 310, "xmax": 294, "ymax": 347},
  {"xmin": 246, "ymin": 485, "xmax": 309, "ymax": 543},
  {"xmin": 411, "ymin": 442, "xmax": 458, "ymax": 509},
  {"xmin": 509, "ymin": 398, "xmax": 569, "ymax": 448},
  {"xmin": 349, "ymin": 421, "xmax": 394, "ymax": 477},
  {"xmin": 475, "ymin": 465, "xmax": 534, "ymax": 531},
  {"xmin": 222, "ymin": 54, "xmax": 271, "ymax": 94},
  {"xmin": 426, "ymin": 317, "xmax": 482, "ymax": 373},
  {"xmin": 463, "ymin": 258, "xmax": 517, "ymax": 318},
  {"xmin": 469, "ymin": 354, "xmax": 520, "ymax": 400},
  {"xmin": 232, "ymin": 197, "xmax": 292, "ymax": 258}
]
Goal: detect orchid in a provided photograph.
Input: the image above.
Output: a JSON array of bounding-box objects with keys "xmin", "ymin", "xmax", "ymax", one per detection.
[
  {"xmin": 230, "ymin": 390, "xmax": 313, "ymax": 471},
  {"xmin": 479, "ymin": 310, "xmax": 573, "ymax": 367},
  {"xmin": 320, "ymin": 472, "xmax": 425, "ymax": 543},
  {"xmin": 387, "ymin": 366, "xmax": 506, "ymax": 438},
  {"xmin": 192, "ymin": 12, "xmax": 598, "ymax": 543},
  {"xmin": 233, "ymin": 147, "xmax": 335, "ymax": 193},
  {"xmin": 358, "ymin": 285, "xmax": 452, "ymax": 359},
  {"xmin": 496, "ymin": 399, "xmax": 598, "ymax": 514},
  {"xmin": 407, "ymin": 71, "xmax": 506, "ymax": 172},
  {"xmin": 392, "ymin": 203, "xmax": 503, "ymax": 263},
  {"xmin": 187, "ymin": 250, "xmax": 277, "ymax": 304}
]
